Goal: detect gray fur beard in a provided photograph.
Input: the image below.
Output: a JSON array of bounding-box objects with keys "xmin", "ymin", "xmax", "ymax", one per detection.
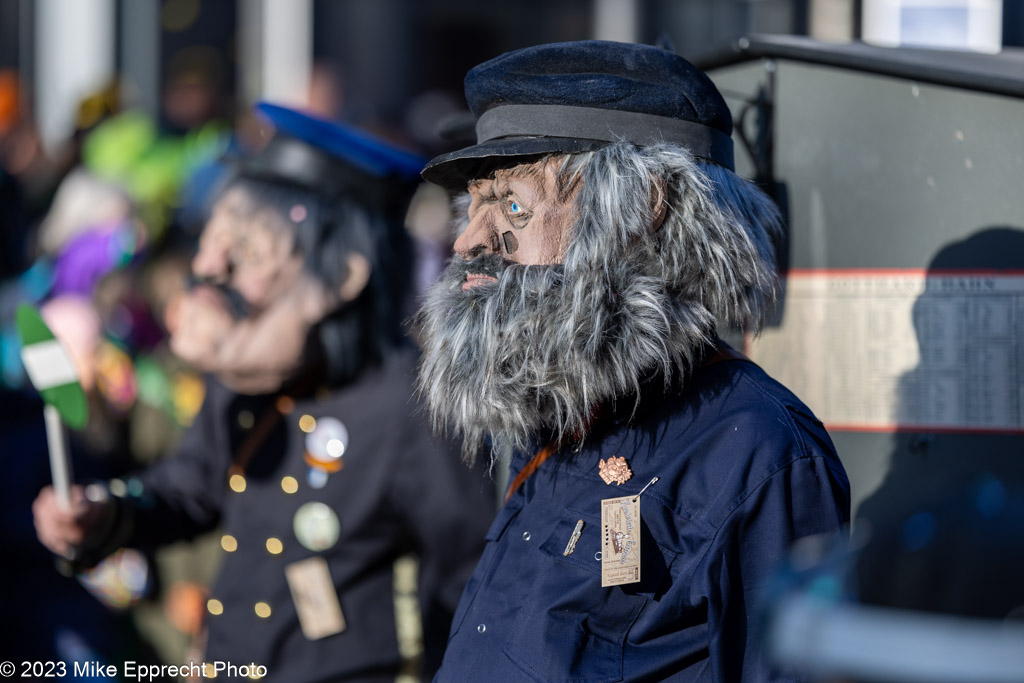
[{"xmin": 414, "ymin": 142, "xmax": 782, "ymax": 465}]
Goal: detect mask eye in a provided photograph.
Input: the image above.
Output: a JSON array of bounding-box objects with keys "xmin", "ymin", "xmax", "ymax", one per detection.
[{"xmin": 504, "ymin": 197, "xmax": 531, "ymax": 228}]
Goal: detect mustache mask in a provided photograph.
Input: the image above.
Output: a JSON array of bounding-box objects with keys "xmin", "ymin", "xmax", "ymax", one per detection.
[{"xmin": 186, "ymin": 276, "xmax": 252, "ymax": 320}]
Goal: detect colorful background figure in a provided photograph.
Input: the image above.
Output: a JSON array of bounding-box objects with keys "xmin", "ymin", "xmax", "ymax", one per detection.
[{"xmin": 34, "ymin": 102, "xmax": 495, "ymax": 682}]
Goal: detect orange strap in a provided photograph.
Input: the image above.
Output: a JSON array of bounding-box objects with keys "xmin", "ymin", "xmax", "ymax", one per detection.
[
  {"xmin": 504, "ymin": 441, "xmax": 558, "ymax": 504},
  {"xmin": 227, "ymin": 366, "xmax": 323, "ymax": 484},
  {"xmin": 229, "ymin": 404, "xmax": 284, "ymax": 478}
]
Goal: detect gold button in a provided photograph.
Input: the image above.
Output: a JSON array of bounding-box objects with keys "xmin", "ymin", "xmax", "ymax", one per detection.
[
  {"xmin": 298, "ymin": 414, "xmax": 317, "ymax": 433},
  {"xmin": 229, "ymin": 474, "xmax": 247, "ymax": 493},
  {"xmin": 265, "ymin": 537, "xmax": 283, "ymax": 555},
  {"xmin": 221, "ymin": 534, "xmax": 238, "ymax": 552},
  {"xmin": 207, "ymin": 598, "xmax": 224, "ymax": 616},
  {"xmin": 254, "ymin": 601, "xmax": 271, "ymax": 618},
  {"xmin": 281, "ymin": 476, "xmax": 298, "ymax": 494}
]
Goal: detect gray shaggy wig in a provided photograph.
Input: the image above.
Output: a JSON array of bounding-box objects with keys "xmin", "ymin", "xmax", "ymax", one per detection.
[{"xmin": 415, "ymin": 141, "xmax": 782, "ymax": 463}]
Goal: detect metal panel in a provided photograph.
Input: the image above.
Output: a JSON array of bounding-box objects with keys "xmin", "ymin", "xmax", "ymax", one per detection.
[
  {"xmin": 775, "ymin": 62, "xmax": 1024, "ymax": 269},
  {"xmin": 710, "ymin": 54, "xmax": 1024, "ymax": 520}
]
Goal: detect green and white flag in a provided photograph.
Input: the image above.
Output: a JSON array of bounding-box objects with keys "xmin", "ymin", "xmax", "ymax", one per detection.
[
  {"xmin": 15, "ymin": 304, "xmax": 88, "ymax": 429},
  {"xmin": 16, "ymin": 304, "xmax": 87, "ymax": 513}
]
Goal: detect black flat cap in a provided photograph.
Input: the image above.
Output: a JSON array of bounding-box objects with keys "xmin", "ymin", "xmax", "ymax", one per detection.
[{"xmin": 423, "ymin": 40, "xmax": 734, "ymax": 189}]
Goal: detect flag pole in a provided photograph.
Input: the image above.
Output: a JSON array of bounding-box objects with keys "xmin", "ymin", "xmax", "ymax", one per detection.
[{"xmin": 43, "ymin": 403, "xmax": 74, "ymax": 512}]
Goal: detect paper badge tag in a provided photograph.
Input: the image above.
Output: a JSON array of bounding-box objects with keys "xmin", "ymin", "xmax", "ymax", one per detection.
[
  {"xmin": 285, "ymin": 557, "xmax": 346, "ymax": 640},
  {"xmin": 601, "ymin": 495, "xmax": 641, "ymax": 587}
]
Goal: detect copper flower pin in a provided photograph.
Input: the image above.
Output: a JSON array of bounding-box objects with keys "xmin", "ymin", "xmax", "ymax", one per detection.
[{"xmin": 598, "ymin": 456, "xmax": 632, "ymax": 485}]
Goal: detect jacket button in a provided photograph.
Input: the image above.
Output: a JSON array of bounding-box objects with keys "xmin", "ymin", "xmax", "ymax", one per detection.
[
  {"xmin": 522, "ymin": 531, "xmax": 531, "ymax": 541},
  {"xmin": 238, "ymin": 410, "xmax": 255, "ymax": 429},
  {"xmin": 254, "ymin": 602, "xmax": 272, "ymax": 618},
  {"xmin": 229, "ymin": 472, "xmax": 246, "ymax": 493},
  {"xmin": 477, "ymin": 624, "xmax": 486, "ymax": 633}
]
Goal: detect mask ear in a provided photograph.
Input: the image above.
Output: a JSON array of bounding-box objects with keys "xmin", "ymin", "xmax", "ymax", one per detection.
[
  {"xmin": 339, "ymin": 252, "xmax": 371, "ymax": 302},
  {"xmin": 650, "ymin": 175, "xmax": 668, "ymax": 232}
]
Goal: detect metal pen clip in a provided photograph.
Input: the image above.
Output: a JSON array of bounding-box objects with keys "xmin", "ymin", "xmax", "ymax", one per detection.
[{"xmin": 563, "ymin": 519, "xmax": 585, "ymax": 556}]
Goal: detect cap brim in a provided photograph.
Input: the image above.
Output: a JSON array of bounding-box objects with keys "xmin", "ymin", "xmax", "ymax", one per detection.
[
  {"xmin": 422, "ymin": 136, "xmax": 610, "ymax": 190},
  {"xmin": 256, "ymin": 102, "xmax": 426, "ymax": 179}
]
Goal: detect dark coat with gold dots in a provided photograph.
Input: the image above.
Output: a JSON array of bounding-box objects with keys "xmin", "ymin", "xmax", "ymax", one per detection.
[{"xmin": 116, "ymin": 348, "xmax": 495, "ymax": 682}]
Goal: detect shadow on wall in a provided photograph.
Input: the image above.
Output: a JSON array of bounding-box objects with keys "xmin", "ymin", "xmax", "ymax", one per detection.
[{"xmin": 858, "ymin": 226, "xmax": 1024, "ymax": 544}]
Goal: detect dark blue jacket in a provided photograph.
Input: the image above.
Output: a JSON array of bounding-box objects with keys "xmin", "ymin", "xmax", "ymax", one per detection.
[{"xmin": 436, "ymin": 354, "xmax": 850, "ymax": 682}]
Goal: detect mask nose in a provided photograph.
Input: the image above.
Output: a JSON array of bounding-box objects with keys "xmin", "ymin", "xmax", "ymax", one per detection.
[
  {"xmin": 192, "ymin": 238, "xmax": 232, "ymax": 282},
  {"xmin": 454, "ymin": 213, "xmax": 501, "ymax": 259}
]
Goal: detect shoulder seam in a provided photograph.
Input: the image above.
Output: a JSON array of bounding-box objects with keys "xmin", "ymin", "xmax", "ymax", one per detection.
[{"xmin": 735, "ymin": 369, "xmax": 811, "ymax": 460}]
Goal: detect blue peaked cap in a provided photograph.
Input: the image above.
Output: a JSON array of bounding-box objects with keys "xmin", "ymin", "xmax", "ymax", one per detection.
[
  {"xmin": 423, "ymin": 40, "xmax": 734, "ymax": 189},
  {"xmin": 249, "ymin": 102, "xmax": 425, "ymax": 190}
]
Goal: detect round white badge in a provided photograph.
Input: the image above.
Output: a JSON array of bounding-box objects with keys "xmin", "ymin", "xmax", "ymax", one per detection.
[
  {"xmin": 293, "ymin": 501, "xmax": 341, "ymax": 552},
  {"xmin": 304, "ymin": 416, "xmax": 349, "ymax": 465}
]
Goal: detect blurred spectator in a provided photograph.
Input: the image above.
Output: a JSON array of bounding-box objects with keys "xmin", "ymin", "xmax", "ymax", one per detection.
[
  {"xmin": 404, "ymin": 182, "xmax": 455, "ymax": 296},
  {"xmin": 0, "ymin": 386, "xmax": 167, "ymax": 678},
  {"xmin": 0, "ymin": 70, "xmax": 17, "ymax": 138},
  {"xmin": 0, "ymin": 98, "xmax": 221, "ymax": 673},
  {"xmin": 0, "ymin": 71, "xmax": 29, "ymax": 277},
  {"xmin": 0, "ymin": 164, "xmax": 29, "ymax": 280}
]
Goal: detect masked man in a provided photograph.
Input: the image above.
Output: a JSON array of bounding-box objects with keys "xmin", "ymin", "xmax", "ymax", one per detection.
[
  {"xmin": 34, "ymin": 103, "xmax": 495, "ymax": 682},
  {"xmin": 415, "ymin": 41, "xmax": 850, "ymax": 681}
]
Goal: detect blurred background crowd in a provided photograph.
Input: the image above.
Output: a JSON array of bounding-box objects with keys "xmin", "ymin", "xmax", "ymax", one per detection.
[{"xmin": 1, "ymin": 0, "xmax": 1023, "ymax": 681}]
